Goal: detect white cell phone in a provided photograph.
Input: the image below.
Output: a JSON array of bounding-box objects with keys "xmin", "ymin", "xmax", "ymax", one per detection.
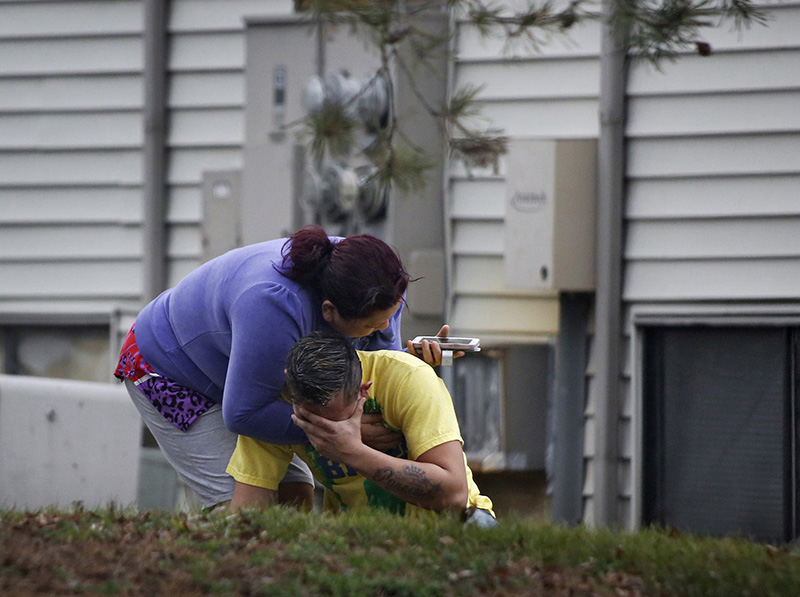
[{"xmin": 411, "ymin": 336, "xmax": 481, "ymax": 353}]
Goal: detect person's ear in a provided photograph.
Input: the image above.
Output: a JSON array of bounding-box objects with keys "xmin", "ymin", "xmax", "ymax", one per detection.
[
  {"xmin": 359, "ymin": 381, "xmax": 373, "ymax": 398},
  {"xmin": 321, "ymin": 300, "xmax": 337, "ymax": 323}
]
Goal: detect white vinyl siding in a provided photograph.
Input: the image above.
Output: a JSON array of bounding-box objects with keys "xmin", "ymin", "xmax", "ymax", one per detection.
[
  {"xmin": 0, "ymin": 0, "xmax": 144, "ymax": 311},
  {"xmin": 616, "ymin": 1, "xmax": 800, "ymax": 528},
  {"xmin": 448, "ymin": 14, "xmax": 602, "ymax": 342},
  {"xmin": 627, "ymin": 175, "xmax": 800, "ymax": 219},
  {"xmin": 0, "ymin": 0, "xmax": 291, "ymax": 316},
  {"xmin": 624, "ymin": 4, "xmax": 800, "ymax": 303},
  {"xmin": 165, "ymin": 0, "xmax": 292, "ymax": 286}
]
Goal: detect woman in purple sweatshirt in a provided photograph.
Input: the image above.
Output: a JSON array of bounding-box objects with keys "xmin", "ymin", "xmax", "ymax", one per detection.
[{"xmin": 115, "ymin": 225, "xmax": 445, "ymax": 509}]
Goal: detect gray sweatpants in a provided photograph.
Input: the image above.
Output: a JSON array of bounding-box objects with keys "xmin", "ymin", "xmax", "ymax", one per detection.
[{"xmin": 125, "ymin": 379, "xmax": 313, "ymax": 508}]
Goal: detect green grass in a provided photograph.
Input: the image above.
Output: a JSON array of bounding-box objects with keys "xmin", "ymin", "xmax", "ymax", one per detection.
[{"xmin": 2, "ymin": 506, "xmax": 800, "ymax": 595}]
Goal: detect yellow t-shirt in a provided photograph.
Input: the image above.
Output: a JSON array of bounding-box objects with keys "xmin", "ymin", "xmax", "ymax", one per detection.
[{"xmin": 227, "ymin": 349, "xmax": 494, "ymax": 517}]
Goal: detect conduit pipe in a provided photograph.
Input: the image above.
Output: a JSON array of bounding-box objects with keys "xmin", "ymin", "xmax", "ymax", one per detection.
[
  {"xmin": 552, "ymin": 292, "xmax": 591, "ymax": 525},
  {"xmin": 142, "ymin": 0, "xmax": 170, "ymax": 302},
  {"xmin": 592, "ymin": 2, "xmax": 629, "ymax": 527}
]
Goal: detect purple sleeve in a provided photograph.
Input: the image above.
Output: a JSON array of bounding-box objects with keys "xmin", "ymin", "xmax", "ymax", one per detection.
[{"xmin": 221, "ymin": 283, "xmax": 308, "ymax": 443}]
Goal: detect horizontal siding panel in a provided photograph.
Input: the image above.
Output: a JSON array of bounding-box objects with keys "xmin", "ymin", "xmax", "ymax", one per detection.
[
  {"xmin": 0, "ymin": 151, "xmax": 141, "ymax": 185},
  {"xmin": 0, "ymin": 37, "xmax": 141, "ymax": 75},
  {"xmin": 0, "ymin": 298, "xmax": 142, "ymax": 318},
  {"xmin": 451, "ymin": 220, "xmax": 504, "ymax": 255},
  {"xmin": 0, "ymin": 187, "xmax": 198, "ymax": 226},
  {"xmin": 628, "ymin": 49, "xmax": 800, "ymax": 95},
  {"xmin": 170, "ymin": 33, "xmax": 245, "ymax": 71},
  {"xmin": 475, "ymin": 98, "xmax": 599, "ymax": 138},
  {"xmin": 451, "ymin": 295, "xmax": 559, "ymax": 335},
  {"xmin": 0, "ymin": 112, "xmax": 141, "ymax": 149},
  {"xmin": 627, "ymin": 175, "xmax": 800, "ymax": 219},
  {"xmin": 169, "ymin": 72, "xmax": 244, "ymax": 107},
  {"xmin": 455, "ymin": 57, "xmax": 599, "ymax": 99},
  {"xmin": 0, "ymin": 187, "xmax": 142, "ymax": 224},
  {"xmin": 626, "ymin": 218, "xmax": 800, "ymax": 259},
  {"xmin": 457, "ymin": 19, "xmax": 601, "ymax": 61},
  {"xmin": 0, "ymin": 261, "xmax": 141, "ymax": 299},
  {"xmin": 453, "ymin": 255, "xmax": 557, "ymax": 296},
  {"xmin": 167, "ymin": 225, "xmax": 203, "ymax": 258},
  {"xmin": 166, "ymin": 148, "xmax": 242, "ymax": 185},
  {"xmin": 170, "ymin": 0, "xmax": 292, "ymax": 31},
  {"xmin": 627, "ymin": 134, "xmax": 800, "ymax": 177},
  {"xmin": 0, "ymin": 1, "xmax": 141, "ymax": 38},
  {"xmin": 624, "ymin": 259, "xmax": 800, "ymax": 300},
  {"xmin": 168, "ymin": 109, "xmax": 243, "ymax": 146},
  {"xmin": 0, "ymin": 225, "xmax": 198, "ymax": 260},
  {"xmin": 168, "ymin": 186, "xmax": 203, "ymax": 223},
  {"xmin": 0, "ymin": 225, "xmax": 140, "ymax": 260},
  {"xmin": 690, "ymin": 5, "xmax": 800, "ymax": 52},
  {"xmin": 0, "ymin": 75, "xmax": 142, "ymax": 111},
  {"xmin": 449, "ymin": 180, "xmax": 505, "ymax": 219},
  {"xmin": 628, "ymin": 91, "xmax": 800, "ymax": 137}
]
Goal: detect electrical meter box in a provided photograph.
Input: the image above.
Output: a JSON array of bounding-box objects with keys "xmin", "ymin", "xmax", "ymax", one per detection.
[
  {"xmin": 241, "ymin": 16, "xmax": 385, "ymax": 242},
  {"xmin": 504, "ymin": 139, "xmax": 597, "ymax": 291}
]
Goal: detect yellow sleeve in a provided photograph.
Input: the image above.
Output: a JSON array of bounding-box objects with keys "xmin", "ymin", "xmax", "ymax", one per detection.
[
  {"xmin": 360, "ymin": 351, "xmax": 494, "ymax": 515},
  {"xmin": 366, "ymin": 351, "xmax": 464, "ymax": 460},
  {"xmin": 226, "ymin": 435, "xmax": 295, "ymax": 490}
]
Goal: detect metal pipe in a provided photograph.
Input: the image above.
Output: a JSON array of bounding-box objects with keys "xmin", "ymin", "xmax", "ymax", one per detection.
[
  {"xmin": 551, "ymin": 292, "xmax": 592, "ymax": 524},
  {"xmin": 592, "ymin": 1, "xmax": 629, "ymax": 527},
  {"xmin": 142, "ymin": 0, "xmax": 170, "ymax": 302}
]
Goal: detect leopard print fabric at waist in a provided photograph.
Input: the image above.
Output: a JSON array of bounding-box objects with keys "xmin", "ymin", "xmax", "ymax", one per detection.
[{"xmin": 115, "ymin": 323, "xmax": 216, "ymax": 432}]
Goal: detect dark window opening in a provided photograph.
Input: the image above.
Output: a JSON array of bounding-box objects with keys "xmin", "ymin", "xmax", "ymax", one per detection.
[{"xmin": 643, "ymin": 326, "xmax": 798, "ymax": 543}]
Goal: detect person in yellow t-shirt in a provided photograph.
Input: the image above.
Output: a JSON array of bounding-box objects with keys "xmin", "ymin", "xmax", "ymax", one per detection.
[{"xmin": 227, "ymin": 331, "xmax": 496, "ymax": 526}]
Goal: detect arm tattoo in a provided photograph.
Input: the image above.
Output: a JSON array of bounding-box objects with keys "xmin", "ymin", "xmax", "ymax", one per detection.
[{"xmin": 373, "ymin": 465, "xmax": 443, "ymax": 501}]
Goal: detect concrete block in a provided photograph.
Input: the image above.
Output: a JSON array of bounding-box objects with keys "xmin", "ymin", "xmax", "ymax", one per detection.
[{"xmin": 0, "ymin": 374, "xmax": 141, "ymax": 509}]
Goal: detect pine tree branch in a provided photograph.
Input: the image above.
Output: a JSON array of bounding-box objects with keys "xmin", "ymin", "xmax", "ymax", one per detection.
[{"xmin": 292, "ymin": 0, "xmax": 769, "ymax": 196}]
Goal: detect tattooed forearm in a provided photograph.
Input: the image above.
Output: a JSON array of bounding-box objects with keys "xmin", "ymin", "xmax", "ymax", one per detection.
[{"xmin": 372, "ymin": 465, "xmax": 443, "ymax": 502}]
